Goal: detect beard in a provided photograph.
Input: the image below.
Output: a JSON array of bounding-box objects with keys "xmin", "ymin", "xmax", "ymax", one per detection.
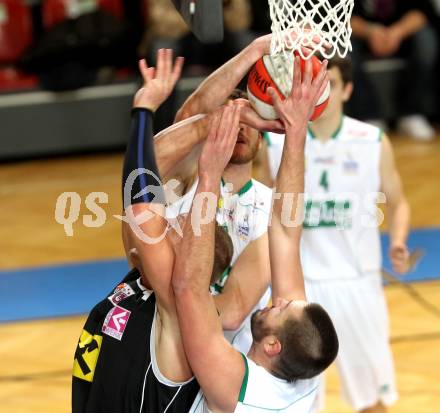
[
  {"xmin": 229, "ymin": 141, "xmax": 260, "ymax": 165},
  {"xmin": 250, "ymin": 309, "xmax": 273, "ymax": 343}
]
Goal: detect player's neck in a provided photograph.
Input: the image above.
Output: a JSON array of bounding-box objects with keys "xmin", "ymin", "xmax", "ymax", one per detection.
[
  {"xmin": 223, "ymin": 162, "xmax": 252, "ymax": 194},
  {"xmin": 247, "ymin": 344, "xmax": 272, "ymax": 372},
  {"xmin": 309, "ymin": 111, "xmax": 344, "ymax": 142}
]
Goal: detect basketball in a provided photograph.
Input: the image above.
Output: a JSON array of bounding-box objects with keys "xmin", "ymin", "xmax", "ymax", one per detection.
[{"xmin": 247, "ymin": 53, "xmax": 331, "ymax": 121}]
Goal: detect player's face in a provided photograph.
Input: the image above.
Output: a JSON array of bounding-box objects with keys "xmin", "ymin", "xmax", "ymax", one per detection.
[
  {"xmin": 251, "ymin": 298, "xmax": 307, "ymax": 341},
  {"xmin": 229, "ymin": 123, "xmax": 261, "ymax": 165},
  {"xmin": 319, "ymin": 67, "xmax": 352, "ymax": 120}
]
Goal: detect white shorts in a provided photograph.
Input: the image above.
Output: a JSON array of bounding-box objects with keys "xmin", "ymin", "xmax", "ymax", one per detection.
[{"xmin": 305, "ymin": 273, "xmax": 398, "ymax": 411}]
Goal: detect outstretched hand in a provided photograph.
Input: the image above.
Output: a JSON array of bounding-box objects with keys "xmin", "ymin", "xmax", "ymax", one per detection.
[
  {"xmin": 198, "ymin": 104, "xmax": 241, "ymax": 181},
  {"xmin": 267, "ymin": 57, "xmax": 329, "ymax": 132},
  {"xmin": 133, "ymin": 49, "xmax": 184, "ymax": 112}
]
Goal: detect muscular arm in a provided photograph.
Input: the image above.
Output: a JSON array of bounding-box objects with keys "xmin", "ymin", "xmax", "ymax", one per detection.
[
  {"xmin": 215, "ymin": 233, "xmax": 271, "ymax": 330},
  {"xmin": 267, "ymin": 58, "xmax": 329, "ymax": 301},
  {"xmin": 172, "ymin": 107, "xmax": 245, "ymax": 412},
  {"xmin": 121, "ymin": 51, "xmax": 196, "ymax": 383},
  {"xmin": 380, "ymin": 135, "xmax": 411, "ymax": 272},
  {"xmin": 154, "ymin": 113, "xmax": 209, "ymax": 184},
  {"xmin": 121, "ymin": 108, "xmax": 174, "ymax": 309},
  {"xmin": 175, "ymin": 36, "xmax": 270, "ymax": 122},
  {"xmin": 269, "ymin": 124, "xmax": 307, "ymax": 301},
  {"xmin": 173, "ymin": 174, "xmax": 244, "ymax": 412}
]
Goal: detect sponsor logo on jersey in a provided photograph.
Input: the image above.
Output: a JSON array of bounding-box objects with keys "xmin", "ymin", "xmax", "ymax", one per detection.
[
  {"xmin": 226, "ymin": 208, "xmax": 235, "ymax": 222},
  {"xmin": 304, "ymin": 199, "xmax": 352, "ymax": 229},
  {"xmin": 343, "ymin": 153, "xmax": 358, "ymax": 174},
  {"xmin": 73, "ymin": 330, "xmax": 103, "ymax": 382},
  {"xmin": 237, "ymin": 214, "xmax": 250, "ymax": 239},
  {"xmin": 108, "ymin": 283, "xmax": 135, "ymax": 306},
  {"xmin": 347, "ymin": 128, "xmax": 370, "ymax": 138},
  {"xmin": 102, "ymin": 306, "xmax": 131, "ymax": 341},
  {"xmin": 313, "ymin": 156, "xmax": 335, "ymax": 165}
]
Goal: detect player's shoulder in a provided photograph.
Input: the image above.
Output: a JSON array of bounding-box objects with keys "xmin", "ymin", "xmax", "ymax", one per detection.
[
  {"xmin": 252, "ymin": 179, "xmax": 272, "ymax": 195},
  {"xmin": 339, "ymin": 116, "xmax": 383, "ymax": 143},
  {"xmin": 249, "ymin": 179, "xmax": 272, "ymax": 213},
  {"xmin": 240, "ymin": 356, "xmax": 319, "ymax": 409}
]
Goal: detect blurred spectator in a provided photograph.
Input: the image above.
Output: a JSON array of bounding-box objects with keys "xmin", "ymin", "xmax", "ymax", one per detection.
[
  {"xmin": 21, "ymin": 1, "xmax": 133, "ymax": 91},
  {"xmin": 350, "ymin": 0, "xmax": 438, "ymax": 140},
  {"xmin": 142, "ymin": 0, "xmax": 258, "ymax": 75}
]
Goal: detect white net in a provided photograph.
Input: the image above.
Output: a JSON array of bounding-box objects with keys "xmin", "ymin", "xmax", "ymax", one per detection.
[{"xmin": 268, "ymin": 0, "xmax": 354, "ymax": 59}]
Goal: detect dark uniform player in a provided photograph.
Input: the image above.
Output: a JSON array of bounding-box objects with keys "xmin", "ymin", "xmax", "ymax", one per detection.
[
  {"xmin": 72, "ymin": 268, "xmax": 199, "ymax": 412},
  {"xmin": 72, "ymin": 50, "xmax": 236, "ymax": 413}
]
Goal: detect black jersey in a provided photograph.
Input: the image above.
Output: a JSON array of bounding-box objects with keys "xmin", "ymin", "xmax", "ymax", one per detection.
[{"xmin": 72, "ymin": 268, "xmax": 199, "ymax": 413}]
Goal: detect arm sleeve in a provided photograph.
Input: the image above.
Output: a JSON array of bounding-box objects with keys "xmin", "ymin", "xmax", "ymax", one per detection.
[{"xmin": 122, "ymin": 108, "xmax": 165, "ymax": 208}]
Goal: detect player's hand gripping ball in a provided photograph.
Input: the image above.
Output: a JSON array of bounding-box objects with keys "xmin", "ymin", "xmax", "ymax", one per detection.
[{"xmin": 247, "ymin": 52, "xmax": 330, "ymax": 121}]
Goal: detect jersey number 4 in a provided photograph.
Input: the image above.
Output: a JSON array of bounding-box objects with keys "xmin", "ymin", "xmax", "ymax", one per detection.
[{"xmin": 319, "ymin": 170, "xmax": 329, "ymax": 191}]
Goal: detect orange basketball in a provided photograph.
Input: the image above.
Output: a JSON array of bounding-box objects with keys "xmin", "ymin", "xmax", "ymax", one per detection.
[{"xmin": 247, "ymin": 53, "xmax": 330, "ymax": 121}]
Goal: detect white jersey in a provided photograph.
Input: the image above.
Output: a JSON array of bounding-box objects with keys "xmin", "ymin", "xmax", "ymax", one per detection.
[
  {"xmin": 166, "ymin": 178, "xmax": 272, "ymax": 351},
  {"xmin": 189, "ymin": 355, "xmax": 318, "ymax": 412},
  {"xmin": 267, "ymin": 116, "xmax": 383, "ymax": 280}
]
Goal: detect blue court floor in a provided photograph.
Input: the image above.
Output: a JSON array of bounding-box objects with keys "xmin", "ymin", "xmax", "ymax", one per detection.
[{"xmin": 1, "ymin": 228, "xmax": 439, "ymax": 323}]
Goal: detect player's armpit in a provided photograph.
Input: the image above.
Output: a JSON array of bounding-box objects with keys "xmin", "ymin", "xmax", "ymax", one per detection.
[{"xmin": 215, "ymin": 233, "xmax": 271, "ymax": 330}]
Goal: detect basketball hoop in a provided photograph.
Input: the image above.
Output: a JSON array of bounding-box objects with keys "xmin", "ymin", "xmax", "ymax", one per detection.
[{"xmin": 268, "ymin": 0, "xmax": 354, "ymax": 59}]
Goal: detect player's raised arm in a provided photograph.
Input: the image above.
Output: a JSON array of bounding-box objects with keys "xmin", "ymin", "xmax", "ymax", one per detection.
[
  {"xmin": 154, "ymin": 35, "xmax": 284, "ymax": 185},
  {"xmin": 175, "ymin": 34, "xmax": 271, "ymax": 122},
  {"xmin": 153, "ymin": 113, "xmax": 209, "ymax": 183},
  {"xmin": 267, "ymin": 57, "xmax": 329, "ymax": 301},
  {"xmin": 172, "ymin": 105, "xmax": 246, "ymax": 412},
  {"xmin": 122, "ymin": 49, "xmax": 184, "ymax": 310}
]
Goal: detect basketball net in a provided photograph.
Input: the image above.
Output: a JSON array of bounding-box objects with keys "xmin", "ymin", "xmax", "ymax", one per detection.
[{"xmin": 268, "ymin": 0, "xmax": 354, "ymax": 59}]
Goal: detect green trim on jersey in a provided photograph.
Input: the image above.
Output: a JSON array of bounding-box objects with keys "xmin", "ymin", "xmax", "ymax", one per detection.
[
  {"xmin": 238, "ymin": 354, "xmax": 249, "ymax": 402},
  {"xmin": 210, "ymin": 265, "xmax": 232, "ymax": 293},
  {"xmin": 263, "ymin": 131, "xmax": 272, "ymax": 146},
  {"xmin": 308, "ymin": 116, "xmax": 344, "ymax": 140},
  {"xmin": 238, "ymin": 180, "xmax": 253, "ymax": 196},
  {"xmin": 221, "ymin": 178, "xmax": 253, "ymax": 196}
]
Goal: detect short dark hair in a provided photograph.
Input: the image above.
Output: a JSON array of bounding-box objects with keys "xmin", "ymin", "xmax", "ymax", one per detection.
[
  {"xmin": 272, "ymin": 303, "xmax": 339, "ymax": 382},
  {"xmin": 327, "ymin": 56, "xmax": 353, "ymax": 85},
  {"xmin": 212, "ymin": 225, "xmax": 233, "ymax": 284}
]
